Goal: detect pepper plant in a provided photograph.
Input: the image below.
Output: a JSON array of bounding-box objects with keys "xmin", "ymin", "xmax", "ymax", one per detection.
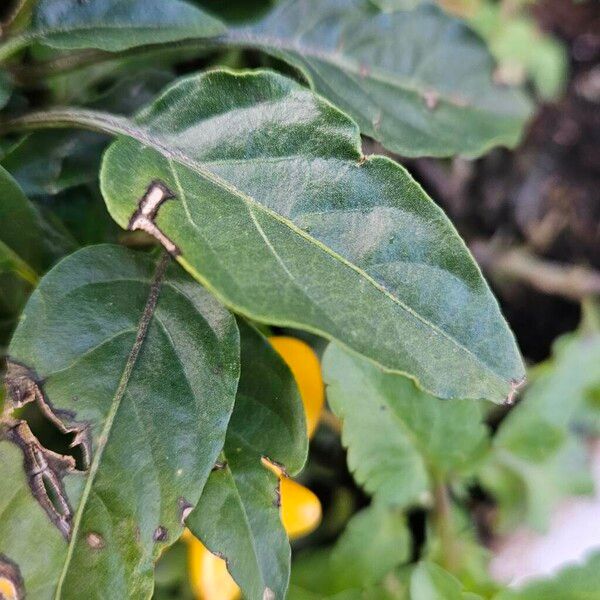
[{"xmin": 0, "ymin": 1, "xmax": 597, "ymax": 600}]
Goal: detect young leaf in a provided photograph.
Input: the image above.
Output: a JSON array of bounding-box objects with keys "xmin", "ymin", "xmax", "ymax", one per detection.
[
  {"xmin": 225, "ymin": 0, "xmax": 533, "ymax": 157},
  {"xmin": 493, "ymin": 551, "xmax": 600, "ymax": 600},
  {"xmin": 482, "ymin": 307, "xmax": 600, "ymax": 530},
  {"xmin": 411, "ymin": 562, "xmax": 484, "ymax": 600},
  {"xmin": 323, "ymin": 344, "xmax": 489, "ymax": 507},
  {"xmin": 289, "ymin": 504, "xmax": 410, "ymax": 598},
  {"xmin": 0, "ymin": 0, "xmax": 225, "ymax": 57},
  {"xmin": 0, "ymin": 245, "xmax": 240, "ymax": 599},
  {"xmin": 90, "ymin": 68, "xmax": 522, "ymax": 402},
  {"xmin": 186, "ymin": 319, "xmax": 307, "ymax": 600}
]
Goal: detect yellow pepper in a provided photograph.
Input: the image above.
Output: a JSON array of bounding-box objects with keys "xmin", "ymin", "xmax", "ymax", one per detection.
[
  {"xmin": 0, "ymin": 577, "xmax": 19, "ymax": 600},
  {"xmin": 268, "ymin": 336, "xmax": 325, "ymax": 438},
  {"xmin": 186, "ymin": 336, "xmax": 324, "ymax": 600}
]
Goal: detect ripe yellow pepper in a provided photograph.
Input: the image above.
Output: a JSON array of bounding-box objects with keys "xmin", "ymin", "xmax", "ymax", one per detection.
[
  {"xmin": 186, "ymin": 336, "xmax": 324, "ymax": 600},
  {"xmin": 268, "ymin": 336, "xmax": 325, "ymax": 438},
  {"xmin": 0, "ymin": 577, "xmax": 19, "ymax": 600}
]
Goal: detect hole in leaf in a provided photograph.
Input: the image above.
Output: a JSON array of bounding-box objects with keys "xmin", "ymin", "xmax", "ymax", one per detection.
[{"xmin": 17, "ymin": 401, "xmax": 87, "ymax": 471}]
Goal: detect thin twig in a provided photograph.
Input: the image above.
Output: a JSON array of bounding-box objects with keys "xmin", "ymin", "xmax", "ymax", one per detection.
[{"xmin": 471, "ymin": 241, "xmax": 600, "ymax": 301}]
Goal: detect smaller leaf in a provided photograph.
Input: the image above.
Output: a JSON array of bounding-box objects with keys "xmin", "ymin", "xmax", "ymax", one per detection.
[
  {"xmin": 227, "ymin": 0, "xmax": 533, "ymax": 157},
  {"xmin": 323, "ymin": 344, "xmax": 489, "ymax": 507},
  {"xmin": 482, "ymin": 309, "xmax": 600, "ymax": 531},
  {"xmin": 289, "ymin": 504, "xmax": 410, "ymax": 598},
  {"xmin": 187, "ymin": 320, "xmax": 308, "ymax": 600},
  {"xmin": 410, "ymin": 562, "xmax": 484, "ymax": 600},
  {"xmin": 493, "ymin": 551, "xmax": 600, "ymax": 600}
]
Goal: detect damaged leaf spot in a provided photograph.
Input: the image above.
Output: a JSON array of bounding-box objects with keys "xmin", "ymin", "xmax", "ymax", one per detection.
[
  {"xmin": 0, "ymin": 554, "xmax": 24, "ymax": 600},
  {"xmin": 422, "ymin": 90, "xmax": 439, "ymax": 111},
  {"xmin": 86, "ymin": 532, "xmax": 105, "ymax": 550},
  {"xmin": 505, "ymin": 375, "xmax": 527, "ymax": 406},
  {"xmin": 263, "ymin": 587, "xmax": 275, "ymax": 600},
  {"xmin": 1, "ymin": 360, "xmax": 92, "ymax": 540},
  {"xmin": 128, "ymin": 181, "xmax": 180, "ymax": 255},
  {"xmin": 178, "ymin": 497, "xmax": 193, "ymax": 525},
  {"xmin": 153, "ymin": 526, "xmax": 168, "ymax": 542}
]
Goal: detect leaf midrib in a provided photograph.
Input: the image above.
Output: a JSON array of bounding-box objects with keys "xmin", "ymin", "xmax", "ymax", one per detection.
[
  {"xmin": 2, "ymin": 106, "xmax": 507, "ymax": 387},
  {"xmin": 54, "ymin": 253, "xmax": 170, "ymax": 598}
]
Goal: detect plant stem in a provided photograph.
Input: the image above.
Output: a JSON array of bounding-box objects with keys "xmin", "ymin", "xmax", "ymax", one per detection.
[
  {"xmin": 432, "ymin": 476, "xmax": 457, "ymax": 572},
  {"xmin": 471, "ymin": 240, "xmax": 600, "ymax": 301}
]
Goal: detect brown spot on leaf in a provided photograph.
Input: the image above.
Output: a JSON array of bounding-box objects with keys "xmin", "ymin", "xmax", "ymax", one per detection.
[
  {"xmin": 1, "ymin": 360, "xmax": 93, "ymax": 540},
  {"xmin": 0, "ymin": 555, "xmax": 24, "ymax": 600},
  {"xmin": 505, "ymin": 376, "xmax": 527, "ymax": 406},
  {"xmin": 178, "ymin": 497, "xmax": 194, "ymax": 525},
  {"xmin": 153, "ymin": 526, "xmax": 168, "ymax": 542},
  {"xmin": 128, "ymin": 181, "xmax": 180, "ymax": 256},
  {"xmin": 86, "ymin": 532, "xmax": 105, "ymax": 550},
  {"xmin": 422, "ymin": 90, "xmax": 439, "ymax": 111}
]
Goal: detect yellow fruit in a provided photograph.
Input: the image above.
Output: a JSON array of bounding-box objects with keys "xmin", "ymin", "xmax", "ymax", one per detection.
[
  {"xmin": 269, "ymin": 336, "xmax": 324, "ymax": 438},
  {"xmin": 0, "ymin": 577, "xmax": 18, "ymax": 600},
  {"xmin": 187, "ymin": 536, "xmax": 240, "ymax": 600},
  {"xmin": 280, "ymin": 477, "xmax": 322, "ymax": 540}
]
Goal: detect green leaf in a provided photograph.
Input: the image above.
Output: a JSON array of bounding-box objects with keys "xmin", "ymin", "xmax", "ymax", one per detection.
[
  {"xmin": 0, "ymin": 71, "xmax": 12, "ymax": 110},
  {"xmin": 187, "ymin": 319, "xmax": 307, "ymax": 600},
  {"xmin": 225, "ymin": 0, "xmax": 533, "ymax": 157},
  {"xmin": 323, "ymin": 344, "xmax": 489, "ymax": 507},
  {"xmin": 493, "ymin": 551, "xmax": 600, "ymax": 600},
  {"xmin": 95, "ymin": 68, "xmax": 523, "ymax": 402},
  {"xmin": 482, "ymin": 308, "xmax": 600, "ymax": 530},
  {"xmin": 1, "ymin": 131, "xmax": 107, "ymax": 197},
  {"xmin": 470, "ymin": 2, "xmax": 567, "ymax": 101},
  {"xmin": 410, "ymin": 562, "xmax": 483, "ymax": 600},
  {"xmin": 0, "ymin": 244, "xmax": 240, "ymax": 599},
  {"xmin": 0, "ymin": 165, "xmax": 75, "ymax": 343},
  {"xmin": 1, "ymin": 0, "xmax": 225, "ymax": 57},
  {"xmin": 289, "ymin": 504, "xmax": 410, "ymax": 598},
  {"xmin": 0, "ymin": 165, "xmax": 74, "ymax": 280}
]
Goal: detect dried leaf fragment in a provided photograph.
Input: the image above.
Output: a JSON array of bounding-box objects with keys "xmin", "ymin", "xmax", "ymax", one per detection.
[{"xmin": 1, "ymin": 360, "xmax": 92, "ymax": 539}]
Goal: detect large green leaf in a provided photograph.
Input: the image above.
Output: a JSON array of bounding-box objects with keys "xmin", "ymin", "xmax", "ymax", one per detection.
[
  {"xmin": 482, "ymin": 306, "xmax": 600, "ymax": 531},
  {"xmin": 0, "ymin": 0, "xmax": 225, "ymax": 58},
  {"xmin": 323, "ymin": 344, "xmax": 489, "ymax": 507},
  {"xmin": 289, "ymin": 504, "xmax": 410, "ymax": 598},
  {"xmin": 493, "ymin": 551, "xmax": 600, "ymax": 600},
  {"xmin": 187, "ymin": 319, "xmax": 307, "ymax": 600},
  {"xmin": 0, "ymin": 245, "xmax": 240, "ymax": 599},
  {"xmin": 86, "ymin": 68, "xmax": 521, "ymax": 402},
  {"xmin": 2, "ymin": 69, "xmax": 523, "ymax": 401},
  {"xmin": 225, "ymin": 0, "xmax": 533, "ymax": 157}
]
